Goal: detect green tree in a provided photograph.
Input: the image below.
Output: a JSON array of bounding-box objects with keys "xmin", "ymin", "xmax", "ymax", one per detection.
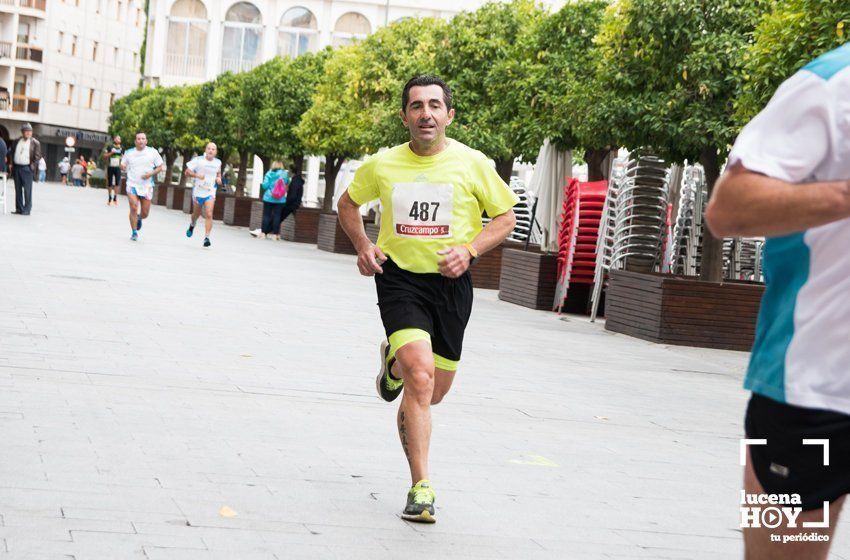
[
  {"xmin": 134, "ymin": 86, "xmax": 183, "ymax": 187},
  {"xmin": 736, "ymin": 0, "xmax": 849, "ymax": 123},
  {"xmin": 212, "ymin": 71, "xmax": 263, "ymax": 196},
  {"xmin": 437, "ymin": 0, "xmax": 548, "ymax": 181},
  {"xmin": 108, "ymin": 87, "xmax": 149, "ymax": 144},
  {"xmin": 195, "ymin": 75, "xmax": 234, "ymax": 177},
  {"xmin": 250, "ymin": 50, "xmax": 329, "ymax": 175},
  {"xmin": 531, "ymin": 0, "xmax": 612, "ymax": 179},
  {"xmin": 172, "ymin": 85, "xmax": 204, "ymax": 188},
  {"xmin": 296, "ymin": 44, "xmax": 372, "ymax": 213},
  {"xmin": 594, "ymin": 0, "xmax": 768, "ymax": 281}
]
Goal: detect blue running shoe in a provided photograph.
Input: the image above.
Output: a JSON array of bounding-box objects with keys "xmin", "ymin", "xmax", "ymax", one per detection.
[
  {"xmin": 186, "ymin": 223, "xmax": 195, "ymax": 238},
  {"xmin": 130, "ymin": 231, "xmax": 138, "ymax": 241},
  {"xmin": 203, "ymin": 237, "xmax": 211, "ymax": 248}
]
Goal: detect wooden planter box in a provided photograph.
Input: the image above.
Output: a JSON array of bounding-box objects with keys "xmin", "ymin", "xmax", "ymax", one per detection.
[
  {"xmin": 249, "ymin": 200, "xmax": 264, "ymax": 231},
  {"xmin": 213, "ymin": 194, "xmax": 230, "ymax": 221},
  {"xmin": 604, "ymin": 270, "xmax": 764, "ymax": 351},
  {"xmin": 282, "ymin": 207, "xmax": 321, "ymax": 243},
  {"xmin": 182, "ymin": 190, "xmax": 193, "ymax": 214},
  {"xmin": 224, "ymin": 196, "xmax": 254, "ymax": 227},
  {"xmin": 498, "ymin": 247, "xmax": 559, "ymax": 310},
  {"xmin": 155, "ymin": 184, "xmax": 168, "ymax": 206},
  {"xmin": 318, "ymin": 212, "xmax": 362, "ymax": 255},
  {"xmin": 365, "ymin": 222, "xmax": 380, "ymax": 244},
  {"xmin": 166, "ymin": 186, "xmax": 186, "ymax": 210},
  {"xmin": 469, "ymin": 241, "xmax": 523, "ymax": 290}
]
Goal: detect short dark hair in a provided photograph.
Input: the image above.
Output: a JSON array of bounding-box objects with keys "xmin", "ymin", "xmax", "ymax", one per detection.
[{"xmin": 401, "ymin": 75, "xmax": 452, "ymax": 112}]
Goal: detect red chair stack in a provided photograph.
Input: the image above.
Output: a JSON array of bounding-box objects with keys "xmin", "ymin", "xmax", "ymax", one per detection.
[{"xmin": 555, "ymin": 179, "xmax": 608, "ymax": 312}]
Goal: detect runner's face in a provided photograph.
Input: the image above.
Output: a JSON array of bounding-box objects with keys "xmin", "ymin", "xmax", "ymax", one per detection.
[
  {"xmin": 135, "ymin": 134, "xmax": 147, "ymax": 150},
  {"xmin": 401, "ymin": 85, "xmax": 454, "ymax": 146},
  {"xmin": 205, "ymin": 144, "xmax": 217, "ymax": 159}
]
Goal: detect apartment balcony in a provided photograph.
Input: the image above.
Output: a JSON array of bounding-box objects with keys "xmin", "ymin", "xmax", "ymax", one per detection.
[
  {"xmin": 0, "ymin": 0, "xmax": 46, "ymax": 16},
  {"xmin": 12, "ymin": 94, "xmax": 38, "ymax": 114},
  {"xmin": 0, "ymin": 41, "xmax": 11, "ymax": 60},
  {"xmin": 165, "ymin": 53, "xmax": 205, "ymax": 79},
  {"xmin": 16, "ymin": 44, "xmax": 42, "ymax": 63}
]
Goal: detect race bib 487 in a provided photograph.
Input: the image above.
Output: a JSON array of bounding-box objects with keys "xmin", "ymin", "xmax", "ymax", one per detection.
[{"xmin": 391, "ymin": 183, "xmax": 454, "ymax": 238}]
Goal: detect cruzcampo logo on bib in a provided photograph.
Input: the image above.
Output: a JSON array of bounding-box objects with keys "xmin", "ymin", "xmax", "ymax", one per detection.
[{"xmin": 392, "ymin": 183, "xmax": 454, "ymax": 238}]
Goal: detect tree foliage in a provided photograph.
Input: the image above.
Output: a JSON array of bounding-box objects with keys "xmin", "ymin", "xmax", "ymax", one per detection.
[
  {"xmin": 437, "ymin": 0, "xmax": 548, "ymax": 178},
  {"xmin": 736, "ymin": 0, "xmax": 849, "ymax": 123}
]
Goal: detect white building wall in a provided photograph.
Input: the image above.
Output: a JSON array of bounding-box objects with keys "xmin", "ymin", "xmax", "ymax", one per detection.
[{"xmin": 0, "ymin": 1, "xmax": 144, "ymax": 178}]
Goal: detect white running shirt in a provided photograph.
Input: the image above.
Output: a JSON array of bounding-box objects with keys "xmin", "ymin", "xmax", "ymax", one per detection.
[
  {"xmin": 729, "ymin": 42, "xmax": 850, "ymax": 415},
  {"xmin": 186, "ymin": 156, "xmax": 222, "ymax": 198},
  {"xmin": 121, "ymin": 147, "xmax": 163, "ymax": 196}
]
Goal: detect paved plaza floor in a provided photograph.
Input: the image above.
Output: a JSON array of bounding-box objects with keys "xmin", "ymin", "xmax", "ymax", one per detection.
[{"xmin": 0, "ymin": 182, "xmax": 848, "ymax": 559}]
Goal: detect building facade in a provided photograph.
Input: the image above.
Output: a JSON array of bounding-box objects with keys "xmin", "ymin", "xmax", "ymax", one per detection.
[
  {"xmin": 0, "ymin": 0, "xmax": 144, "ymax": 178},
  {"xmin": 145, "ymin": 0, "xmax": 477, "ymax": 87}
]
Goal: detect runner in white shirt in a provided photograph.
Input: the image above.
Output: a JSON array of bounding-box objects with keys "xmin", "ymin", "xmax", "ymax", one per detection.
[
  {"xmin": 706, "ymin": 42, "xmax": 850, "ymax": 560},
  {"xmin": 184, "ymin": 142, "xmax": 222, "ymax": 248},
  {"xmin": 120, "ymin": 132, "xmax": 164, "ymax": 241}
]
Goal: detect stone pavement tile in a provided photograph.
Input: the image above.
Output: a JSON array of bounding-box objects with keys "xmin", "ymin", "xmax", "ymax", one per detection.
[{"xmin": 142, "ymin": 547, "xmax": 283, "ymax": 560}]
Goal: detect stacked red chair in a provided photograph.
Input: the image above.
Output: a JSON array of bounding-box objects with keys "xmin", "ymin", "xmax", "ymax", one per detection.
[{"xmin": 554, "ymin": 179, "xmax": 608, "ymax": 312}]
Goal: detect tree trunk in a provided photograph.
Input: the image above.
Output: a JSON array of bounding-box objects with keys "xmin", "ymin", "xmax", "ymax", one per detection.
[
  {"xmin": 235, "ymin": 150, "xmax": 249, "ymax": 197},
  {"xmin": 322, "ymin": 155, "xmax": 344, "ymax": 213},
  {"xmin": 257, "ymin": 154, "xmax": 270, "ymax": 177},
  {"xmin": 585, "ymin": 147, "xmax": 616, "ymax": 181},
  {"xmin": 699, "ymin": 146, "xmax": 724, "ymax": 282},
  {"xmin": 162, "ymin": 150, "xmax": 176, "ymax": 188},
  {"xmin": 494, "ymin": 158, "xmax": 514, "ymax": 184},
  {"xmin": 291, "ymin": 154, "xmax": 304, "ymax": 176},
  {"xmin": 177, "ymin": 150, "xmax": 191, "ymax": 189}
]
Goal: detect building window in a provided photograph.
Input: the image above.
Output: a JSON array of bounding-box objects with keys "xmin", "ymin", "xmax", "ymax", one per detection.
[
  {"xmin": 113, "ymin": 46, "xmax": 119, "ymax": 65},
  {"xmin": 109, "ymin": 92, "xmax": 115, "ymax": 109},
  {"xmin": 221, "ymin": 2, "xmax": 262, "ymax": 74},
  {"xmin": 133, "ymin": 51, "xmax": 137, "ymax": 68},
  {"xmin": 332, "ymin": 13, "xmax": 371, "ymax": 48},
  {"xmin": 54, "ymin": 81, "xmax": 60, "ymax": 102},
  {"xmin": 278, "ymin": 7, "xmax": 318, "ymax": 59},
  {"xmin": 87, "ymin": 88, "xmax": 94, "ymax": 109},
  {"xmin": 165, "ymin": 0, "xmax": 208, "ymax": 78},
  {"xmin": 58, "ymin": 31, "xmax": 64, "ymax": 53},
  {"xmin": 67, "ymin": 84, "xmax": 74, "ymax": 105},
  {"xmin": 92, "ymin": 41, "xmax": 99, "ymax": 61},
  {"xmin": 71, "ymin": 36, "xmax": 78, "ymax": 57}
]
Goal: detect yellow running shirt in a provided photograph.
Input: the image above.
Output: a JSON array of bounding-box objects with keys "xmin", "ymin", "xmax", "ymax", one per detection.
[{"xmin": 347, "ymin": 140, "xmax": 519, "ymax": 274}]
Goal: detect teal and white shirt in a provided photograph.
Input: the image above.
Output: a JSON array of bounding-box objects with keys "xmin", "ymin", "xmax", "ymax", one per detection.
[{"xmin": 729, "ymin": 42, "xmax": 850, "ymax": 414}]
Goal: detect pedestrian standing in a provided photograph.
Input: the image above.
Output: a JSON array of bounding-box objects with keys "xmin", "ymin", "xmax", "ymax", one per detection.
[
  {"xmin": 252, "ymin": 161, "xmax": 289, "ymax": 240},
  {"xmin": 281, "ymin": 163, "xmax": 305, "ymax": 224},
  {"xmin": 58, "ymin": 157, "xmax": 70, "ymax": 185},
  {"xmin": 10, "ymin": 123, "xmax": 42, "ymax": 215},
  {"xmin": 80, "ymin": 155, "xmax": 88, "ymax": 187},
  {"xmin": 71, "ymin": 160, "xmax": 84, "ymax": 187},
  {"xmin": 37, "ymin": 157, "xmax": 46, "ymax": 183}
]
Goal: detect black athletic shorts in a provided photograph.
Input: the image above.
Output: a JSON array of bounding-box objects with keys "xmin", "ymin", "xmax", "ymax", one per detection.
[
  {"xmin": 374, "ymin": 257, "xmax": 473, "ymax": 363},
  {"xmin": 745, "ymin": 393, "xmax": 850, "ymax": 510},
  {"xmin": 107, "ymin": 167, "xmax": 121, "ymax": 187}
]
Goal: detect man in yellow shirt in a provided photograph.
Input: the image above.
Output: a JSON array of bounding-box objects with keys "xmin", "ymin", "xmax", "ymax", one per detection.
[{"xmin": 338, "ymin": 75, "xmax": 518, "ymax": 523}]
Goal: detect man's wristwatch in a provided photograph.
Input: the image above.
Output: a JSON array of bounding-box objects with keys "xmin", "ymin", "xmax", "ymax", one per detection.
[{"xmin": 463, "ymin": 243, "xmax": 479, "ymax": 264}]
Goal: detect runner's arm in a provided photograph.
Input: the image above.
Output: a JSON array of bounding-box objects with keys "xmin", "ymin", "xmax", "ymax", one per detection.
[
  {"xmin": 338, "ymin": 191, "xmax": 386, "ymax": 276},
  {"xmin": 705, "ymin": 163, "xmax": 850, "ymax": 238},
  {"xmin": 438, "ymin": 209, "xmax": 516, "ymax": 278},
  {"xmin": 143, "ymin": 163, "xmax": 164, "ymax": 180}
]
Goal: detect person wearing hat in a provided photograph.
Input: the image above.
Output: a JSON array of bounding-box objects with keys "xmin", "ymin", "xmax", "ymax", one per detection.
[{"xmin": 9, "ymin": 123, "xmax": 42, "ymax": 215}]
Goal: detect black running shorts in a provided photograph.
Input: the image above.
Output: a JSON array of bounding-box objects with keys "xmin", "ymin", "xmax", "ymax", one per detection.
[
  {"xmin": 374, "ymin": 257, "xmax": 473, "ymax": 363},
  {"xmin": 107, "ymin": 167, "xmax": 121, "ymax": 187},
  {"xmin": 745, "ymin": 393, "xmax": 850, "ymax": 510}
]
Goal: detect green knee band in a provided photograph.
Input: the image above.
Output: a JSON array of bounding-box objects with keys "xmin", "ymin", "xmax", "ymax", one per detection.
[
  {"xmin": 433, "ymin": 353, "xmax": 459, "ymax": 372},
  {"xmin": 388, "ymin": 328, "xmax": 431, "ymax": 360},
  {"xmin": 386, "ymin": 329, "xmax": 460, "ymax": 372}
]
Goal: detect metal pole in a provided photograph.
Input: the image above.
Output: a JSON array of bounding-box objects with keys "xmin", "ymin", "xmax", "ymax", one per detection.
[{"xmin": 385, "ymin": 0, "xmax": 390, "ymax": 26}]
